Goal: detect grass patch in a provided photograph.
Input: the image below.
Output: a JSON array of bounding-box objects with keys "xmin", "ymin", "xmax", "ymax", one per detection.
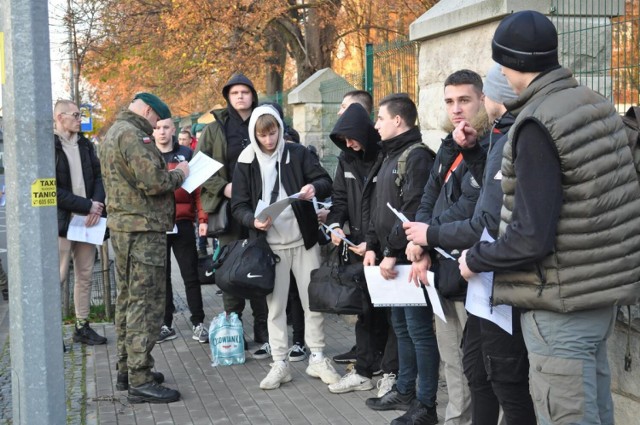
[{"xmin": 62, "ymin": 304, "xmax": 115, "ymax": 324}]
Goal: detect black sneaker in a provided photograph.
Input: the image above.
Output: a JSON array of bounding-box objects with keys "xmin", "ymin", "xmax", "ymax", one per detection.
[
  {"xmin": 116, "ymin": 371, "xmax": 165, "ymax": 391},
  {"xmin": 1, "ymin": 288, "xmax": 7, "ymax": 301},
  {"xmin": 73, "ymin": 322, "xmax": 107, "ymax": 345},
  {"xmin": 127, "ymin": 381, "xmax": 180, "ymax": 404},
  {"xmin": 253, "ymin": 342, "xmax": 271, "ymax": 360},
  {"xmin": 157, "ymin": 325, "xmax": 177, "ymax": 343},
  {"xmin": 390, "ymin": 399, "xmax": 438, "ymax": 425},
  {"xmin": 333, "ymin": 345, "xmax": 357, "ymax": 364},
  {"xmin": 287, "ymin": 342, "xmax": 308, "ymax": 362},
  {"xmin": 365, "ymin": 384, "xmax": 415, "ymax": 411}
]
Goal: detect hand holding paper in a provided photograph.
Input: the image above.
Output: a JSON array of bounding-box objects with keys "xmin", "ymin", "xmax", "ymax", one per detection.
[{"xmin": 181, "ymin": 152, "xmax": 223, "ymax": 193}]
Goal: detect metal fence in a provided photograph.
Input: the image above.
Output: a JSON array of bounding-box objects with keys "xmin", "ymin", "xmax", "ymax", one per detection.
[
  {"xmin": 551, "ymin": 0, "xmax": 639, "ymax": 112},
  {"xmin": 315, "ymin": 39, "xmax": 419, "ymax": 177}
]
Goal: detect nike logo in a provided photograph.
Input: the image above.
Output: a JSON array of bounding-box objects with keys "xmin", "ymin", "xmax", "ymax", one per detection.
[
  {"xmin": 205, "ymin": 270, "xmax": 214, "ymax": 277},
  {"xmin": 247, "ymin": 273, "xmax": 263, "ymax": 278}
]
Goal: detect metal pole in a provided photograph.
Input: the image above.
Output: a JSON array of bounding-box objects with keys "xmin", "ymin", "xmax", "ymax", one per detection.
[{"xmin": 1, "ymin": 0, "xmax": 67, "ymax": 423}]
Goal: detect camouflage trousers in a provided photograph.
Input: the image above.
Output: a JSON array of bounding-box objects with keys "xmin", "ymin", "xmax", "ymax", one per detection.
[{"xmin": 111, "ymin": 231, "xmax": 167, "ymax": 387}]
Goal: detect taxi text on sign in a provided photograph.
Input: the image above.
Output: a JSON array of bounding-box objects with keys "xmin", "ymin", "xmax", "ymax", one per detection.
[{"xmin": 31, "ymin": 178, "xmax": 57, "ymax": 207}]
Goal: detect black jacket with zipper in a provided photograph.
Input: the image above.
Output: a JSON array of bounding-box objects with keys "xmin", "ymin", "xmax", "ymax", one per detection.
[
  {"xmin": 326, "ymin": 103, "xmax": 382, "ymax": 245},
  {"xmin": 231, "ymin": 142, "xmax": 332, "ymax": 249},
  {"xmin": 365, "ymin": 127, "xmax": 435, "ymax": 258},
  {"xmin": 55, "ymin": 133, "xmax": 105, "ymax": 237}
]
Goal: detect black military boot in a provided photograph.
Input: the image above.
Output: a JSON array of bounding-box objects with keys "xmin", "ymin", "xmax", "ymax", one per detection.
[
  {"xmin": 128, "ymin": 381, "xmax": 180, "ymax": 404},
  {"xmin": 116, "ymin": 371, "xmax": 165, "ymax": 391}
]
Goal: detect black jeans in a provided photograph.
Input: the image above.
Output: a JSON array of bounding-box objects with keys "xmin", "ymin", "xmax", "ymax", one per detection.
[
  {"xmin": 222, "ymin": 292, "xmax": 269, "ymax": 343},
  {"xmin": 355, "ymin": 290, "xmax": 397, "ymax": 378},
  {"xmin": 379, "ymin": 307, "xmax": 398, "ymax": 374},
  {"xmin": 287, "ymin": 272, "xmax": 305, "ymax": 346},
  {"xmin": 164, "ymin": 220, "xmax": 205, "ymax": 327},
  {"xmin": 462, "ymin": 313, "xmax": 535, "ymax": 425}
]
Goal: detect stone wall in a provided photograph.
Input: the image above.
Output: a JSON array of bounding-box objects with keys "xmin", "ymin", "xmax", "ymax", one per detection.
[{"xmin": 410, "ymin": 0, "xmax": 638, "ymax": 422}]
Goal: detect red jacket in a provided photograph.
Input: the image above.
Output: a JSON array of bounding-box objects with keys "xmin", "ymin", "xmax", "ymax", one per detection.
[{"xmin": 160, "ymin": 142, "xmax": 208, "ymax": 224}]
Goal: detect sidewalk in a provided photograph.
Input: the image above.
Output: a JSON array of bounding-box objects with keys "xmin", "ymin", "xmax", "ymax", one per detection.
[{"xmin": 0, "ymin": 254, "xmax": 450, "ymax": 424}]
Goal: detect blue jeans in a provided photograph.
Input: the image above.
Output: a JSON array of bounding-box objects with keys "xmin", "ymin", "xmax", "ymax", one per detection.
[
  {"xmin": 521, "ymin": 306, "xmax": 616, "ymax": 425},
  {"xmin": 391, "ymin": 305, "xmax": 440, "ymax": 407}
]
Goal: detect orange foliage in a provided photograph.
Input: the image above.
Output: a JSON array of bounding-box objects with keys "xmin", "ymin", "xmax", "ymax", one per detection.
[{"xmin": 82, "ymin": 0, "xmax": 437, "ymax": 129}]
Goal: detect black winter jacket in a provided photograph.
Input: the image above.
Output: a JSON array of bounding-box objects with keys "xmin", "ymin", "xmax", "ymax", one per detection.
[
  {"xmin": 416, "ymin": 128, "xmax": 492, "ymax": 300},
  {"xmin": 365, "ymin": 127, "xmax": 435, "ymax": 258},
  {"xmin": 55, "ymin": 133, "xmax": 105, "ymax": 237},
  {"xmin": 231, "ymin": 142, "xmax": 332, "ymax": 249},
  {"xmin": 326, "ymin": 103, "xmax": 381, "ymax": 244},
  {"xmin": 427, "ymin": 114, "xmax": 514, "ymax": 248}
]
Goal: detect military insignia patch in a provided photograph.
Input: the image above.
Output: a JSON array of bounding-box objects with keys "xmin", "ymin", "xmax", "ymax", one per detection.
[{"xmin": 142, "ymin": 137, "xmax": 151, "ymax": 144}]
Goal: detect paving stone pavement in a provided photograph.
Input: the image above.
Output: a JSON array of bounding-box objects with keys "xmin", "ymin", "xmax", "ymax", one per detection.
[{"xmin": 0, "ymin": 251, "xmax": 450, "ymax": 424}]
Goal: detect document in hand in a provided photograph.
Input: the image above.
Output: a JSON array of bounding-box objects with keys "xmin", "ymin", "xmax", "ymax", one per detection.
[
  {"xmin": 66, "ymin": 215, "xmax": 107, "ymax": 245},
  {"xmin": 181, "ymin": 151, "xmax": 223, "ymax": 194},
  {"xmin": 464, "ymin": 229, "xmax": 513, "ymax": 334},
  {"xmin": 321, "ymin": 223, "xmax": 356, "ymax": 247},
  {"xmin": 364, "ymin": 265, "xmax": 427, "ymax": 307},
  {"xmin": 255, "ymin": 192, "xmax": 302, "ymax": 221}
]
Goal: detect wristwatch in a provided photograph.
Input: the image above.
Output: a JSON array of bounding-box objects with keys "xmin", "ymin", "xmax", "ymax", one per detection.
[{"xmin": 382, "ymin": 246, "xmax": 393, "ymax": 258}]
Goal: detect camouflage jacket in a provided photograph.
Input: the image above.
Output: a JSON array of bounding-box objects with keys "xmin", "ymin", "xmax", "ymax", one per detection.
[{"xmin": 100, "ymin": 110, "xmax": 185, "ymax": 232}]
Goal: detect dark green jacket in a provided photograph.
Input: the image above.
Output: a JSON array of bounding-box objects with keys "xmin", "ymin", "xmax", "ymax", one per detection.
[
  {"xmin": 495, "ymin": 67, "xmax": 640, "ymax": 312},
  {"xmin": 195, "ymin": 108, "xmax": 229, "ymax": 213},
  {"xmin": 100, "ymin": 110, "xmax": 184, "ymax": 232}
]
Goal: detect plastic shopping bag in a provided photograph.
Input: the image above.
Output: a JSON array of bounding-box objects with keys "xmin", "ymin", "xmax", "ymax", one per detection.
[{"xmin": 209, "ymin": 312, "xmax": 245, "ymax": 367}]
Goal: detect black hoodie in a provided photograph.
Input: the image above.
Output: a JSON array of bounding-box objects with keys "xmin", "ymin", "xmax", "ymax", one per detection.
[
  {"xmin": 326, "ymin": 103, "xmax": 382, "ymax": 244},
  {"xmin": 220, "ymin": 73, "xmax": 259, "ymax": 178}
]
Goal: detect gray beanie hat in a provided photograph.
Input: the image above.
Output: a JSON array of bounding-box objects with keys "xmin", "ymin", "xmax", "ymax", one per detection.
[{"xmin": 483, "ymin": 63, "xmax": 517, "ymax": 104}]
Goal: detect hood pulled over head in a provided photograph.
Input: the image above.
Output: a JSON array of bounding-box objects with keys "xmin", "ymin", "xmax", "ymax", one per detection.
[{"xmin": 330, "ymin": 103, "xmax": 380, "ymax": 161}]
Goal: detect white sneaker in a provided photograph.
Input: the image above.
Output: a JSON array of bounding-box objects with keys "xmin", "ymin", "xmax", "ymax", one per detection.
[
  {"xmin": 192, "ymin": 323, "xmax": 208, "ymax": 343},
  {"xmin": 376, "ymin": 372, "xmax": 397, "ymax": 398},
  {"xmin": 328, "ymin": 369, "xmax": 373, "ymax": 394},
  {"xmin": 287, "ymin": 343, "xmax": 308, "ymax": 362},
  {"xmin": 253, "ymin": 342, "xmax": 271, "ymax": 360},
  {"xmin": 260, "ymin": 362, "xmax": 292, "ymax": 390},
  {"xmin": 306, "ymin": 357, "xmax": 341, "ymax": 384}
]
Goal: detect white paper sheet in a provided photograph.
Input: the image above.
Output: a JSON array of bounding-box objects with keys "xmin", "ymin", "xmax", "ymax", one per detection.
[
  {"xmin": 365, "ymin": 265, "xmax": 427, "ymax": 307},
  {"xmin": 181, "ymin": 151, "xmax": 223, "ymax": 194},
  {"xmin": 464, "ymin": 229, "xmax": 513, "ymax": 334},
  {"xmin": 422, "ymin": 273, "xmax": 447, "ymax": 323},
  {"xmin": 387, "ymin": 202, "xmax": 409, "ymax": 222},
  {"xmin": 255, "ymin": 192, "xmax": 302, "ymax": 221},
  {"xmin": 66, "ymin": 215, "xmax": 107, "ymax": 245},
  {"xmin": 321, "ymin": 223, "xmax": 356, "ymax": 247}
]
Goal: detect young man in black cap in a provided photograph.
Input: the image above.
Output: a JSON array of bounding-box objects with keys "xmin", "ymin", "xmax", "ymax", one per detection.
[
  {"xmin": 459, "ymin": 10, "xmax": 640, "ymax": 424},
  {"xmin": 196, "ymin": 73, "xmax": 270, "ymax": 359}
]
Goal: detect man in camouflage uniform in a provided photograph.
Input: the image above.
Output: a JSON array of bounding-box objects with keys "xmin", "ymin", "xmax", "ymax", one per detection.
[{"xmin": 100, "ymin": 92, "xmax": 189, "ymax": 404}]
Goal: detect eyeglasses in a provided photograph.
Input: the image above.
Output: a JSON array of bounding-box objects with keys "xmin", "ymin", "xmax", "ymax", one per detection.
[{"xmin": 61, "ymin": 112, "xmax": 81, "ymax": 119}]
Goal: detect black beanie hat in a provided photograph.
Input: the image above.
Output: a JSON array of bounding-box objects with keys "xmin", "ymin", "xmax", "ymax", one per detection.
[{"xmin": 492, "ymin": 10, "xmax": 560, "ymax": 72}]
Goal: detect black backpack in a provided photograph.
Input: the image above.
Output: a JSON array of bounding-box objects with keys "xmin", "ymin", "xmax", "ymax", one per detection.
[{"xmin": 213, "ymin": 237, "xmax": 279, "ymax": 299}]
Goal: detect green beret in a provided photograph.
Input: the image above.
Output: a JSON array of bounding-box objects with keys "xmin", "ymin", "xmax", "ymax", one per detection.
[{"xmin": 133, "ymin": 92, "xmax": 171, "ymax": 120}]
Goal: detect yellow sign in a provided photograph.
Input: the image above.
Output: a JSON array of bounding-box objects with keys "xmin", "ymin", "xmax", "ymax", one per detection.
[{"xmin": 31, "ymin": 178, "xmax": 57, "ymax": 207}]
